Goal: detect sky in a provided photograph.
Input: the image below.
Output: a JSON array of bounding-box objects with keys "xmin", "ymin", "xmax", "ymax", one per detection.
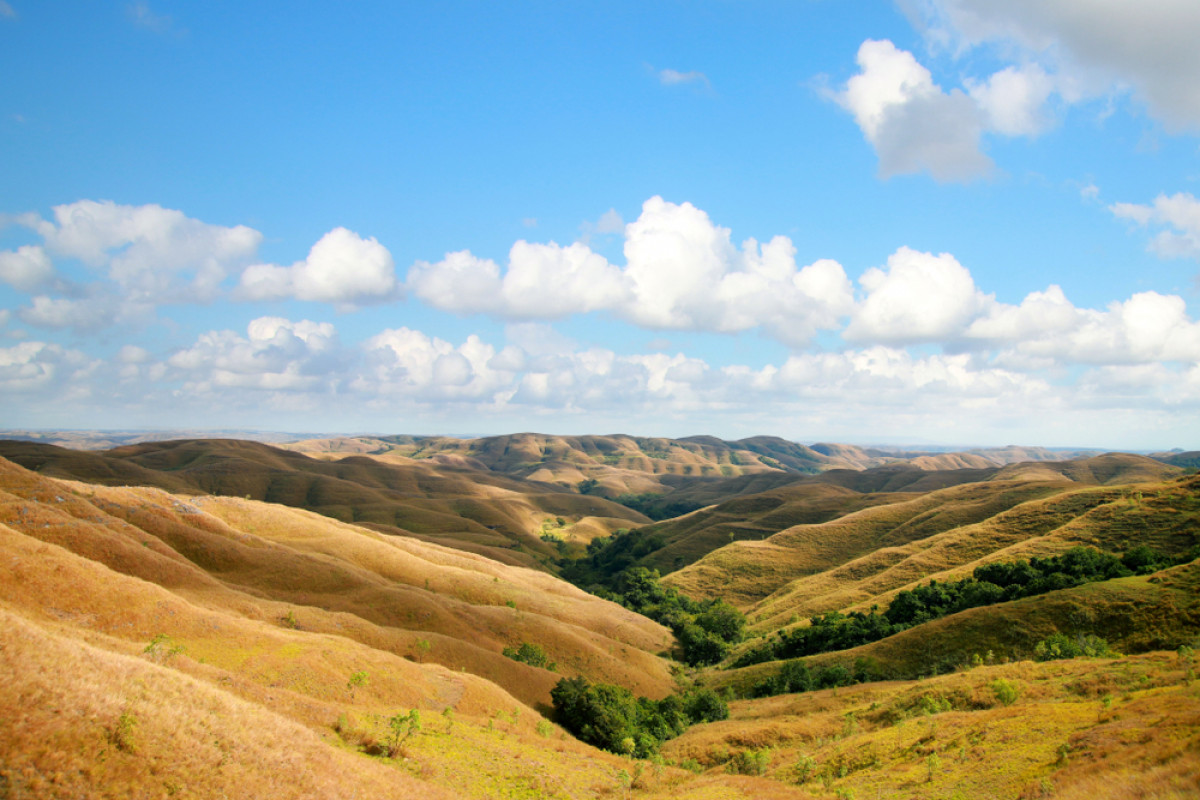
[{"xmin": 2, "ymin": 0, "xmax": 1199, "ymax": 450}]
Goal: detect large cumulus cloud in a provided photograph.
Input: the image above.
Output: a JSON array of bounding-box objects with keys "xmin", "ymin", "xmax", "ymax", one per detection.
[{"xmin": 408, "ymin": 196, "xmax": 855, "ymax": 347}]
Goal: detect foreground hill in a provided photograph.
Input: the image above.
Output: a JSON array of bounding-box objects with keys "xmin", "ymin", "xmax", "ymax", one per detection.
[
  {"xmin": 0, "ymin": 456, "xmax": 674, "ymax": 707},
  {"xmin": 667, "ymin": 650, "xmax": 1199, "ymax": 800},
  {"xmin": 0, "ymin": 438, "xmax": 648, "ymax": 570}
]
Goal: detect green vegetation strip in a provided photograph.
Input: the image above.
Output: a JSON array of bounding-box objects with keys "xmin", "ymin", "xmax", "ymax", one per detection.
[{"xmin": 733, "ymin": 545, "xmax": 1186, "ymax": 669}]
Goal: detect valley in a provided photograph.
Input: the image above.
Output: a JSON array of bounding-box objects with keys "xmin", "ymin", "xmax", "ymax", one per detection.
[{"xmin": 1, "ymin": 433, "xmax": 1197, "ymax": 799}]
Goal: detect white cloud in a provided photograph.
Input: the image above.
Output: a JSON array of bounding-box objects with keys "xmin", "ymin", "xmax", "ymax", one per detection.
[
  {"xmin": 502, "ymin": 241, "xmax": 629, "ymax": 317},
  {"xmin": 846, "ymin": 246, "xmax": 991, "ymax": 344},
  {"xmin": 0, "ymin": 341, "xmax": 95, "ymax": 393},
  {"xmin": 835, "ymin": 39, "xmax": 993, "ymax": 181},
  {"xmin": 906, "ymin": 0, "xmax": 1200, "ymax": 131},
  {"xmin": 966, "ymin": 64, "xmax": 1054, "ymax": 136},
  {"xmin": 238, "ymin": 227, "xmax": 398, "ymax": 307},
  {"xmin": 1110, "ymin": 192, "xmax": 1200, "ymax": 259},
  {"xmin": 0, "ymin": 245, "xmax": 55, "ymax": 291},
  {"xmin": 117, "ymin": 344, "xmax": 151, "ymax": 364},
  {"xmin": 25, "ymin": 199, "xmax": 261, "ymax": 303},
  {"xmin": 408, "ymin": 197, "xmax": 854, "ymax": 346},
  {"xmin": 965, "ymin": 284, "xmax": 1079, "ymax": 345},
  {"xmin": 578, "ymin": 208, "xmax": 625, "ymax": 244},
  {"xmin": 658, "ymin": 69, "xmax": 710, "ymax": 88},
  {"xmin": 407, "ymin": 251, "xmax": 504, "ymax": 315},
  {"xmin": 0, "ymin": 2, "xmax": 15, "ymax": 20},
  {"xmin": 971, "ymin": 287, "xmax": 1200, "ymax": 367},
  {"xmin": 167, "ymin": 317, "xmax": 340, "ymax": 392},
  {"xmin": 17, "ymin": 292, "xmax": 139, "ymax": 333},
  {"xmin": 356, "ymin": 327, "xmax": 516, "ymax": 402},
  {"xmin": 595, "ymin": 209, "xmax": 624, "ymax": 234}
]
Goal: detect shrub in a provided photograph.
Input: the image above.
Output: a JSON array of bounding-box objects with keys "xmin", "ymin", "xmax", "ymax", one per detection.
[
  {"xmin": 726, "ymin": 748, "xmax": 771, "ymax": 776},
  {"xmin": 926, "ymin": 752, "xmax": 942, "ymax": 783},
  {"xmin": 990, "ymin": 678, "xmax": 1018, "ymax": 706},
  {"xmin": 502, "ymin": 641, "xmax": 556, "ymax": 671},
  {"xmin": 387, "ymin": 709, "xmax": 421, "ymax": 757},
  {"xmin": 110, "ymin": 712, "xmax": 137, "ymax": 753},
  {"xmin": 793, "ymin": 754, "xmax": 817, "ymax": 783},
  {"xmin": 550, "ymin": 677, "xmax": 728, "ymax": 757},
  {"xmin": 143, "ymin": 633, "xmax": 185, "ymax": 662},
  {"xmin": 1034, "ymin": 633, "xmax": 1117, "ymax": 661},
  {"xmin": 347, "ymin": 670, "xmax": 369, "ymax": 696}
]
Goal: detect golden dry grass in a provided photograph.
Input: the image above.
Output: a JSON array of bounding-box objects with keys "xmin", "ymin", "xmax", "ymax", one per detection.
[
  {"xmin": 666, "ymin": 479, "xmax": 1077, "ymax": 605},
  {"xmin": 0, "ymin": 456, "xmax": 829, "ymax": 799},
  {"xmin": 0, "ymin": 455, "xmax": 676, "ymax": 709},
  {"xmin": 666, "ymin": 652, "xmax": 1200, "ymax": 800},
  {"xmin": 0, "ymin": 439, "xmax": 649, "ymax": 571},
  {"xmin": 2, "ymin": 448, "xmax": 1195, "ymax": 800}
]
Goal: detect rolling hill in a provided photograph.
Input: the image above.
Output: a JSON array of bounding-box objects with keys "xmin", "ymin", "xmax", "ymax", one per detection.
[
  {"xmin": 2, "ymin": 434, "xmax": 1197, "ymax": 800},
  {"xmin": 0, "ymin": 438, "xmax": 649, "ymax": 570}
]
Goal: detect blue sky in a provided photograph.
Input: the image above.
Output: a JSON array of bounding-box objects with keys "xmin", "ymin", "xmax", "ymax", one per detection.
[{"xmin": 2, "ymin": 0, "xmax": 1199, "ymax": 449}]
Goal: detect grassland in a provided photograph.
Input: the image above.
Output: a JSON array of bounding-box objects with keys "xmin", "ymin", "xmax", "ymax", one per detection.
[
  {"xmin": 2, "ymin": 438, "xmax": 1197, "ymax": 799},
  {"xmin": 0, "ymin": 438, "xmax": 650, "ymax": 570},
  {"xmin": 666, "ymin": 651, "xmax": 1200, "ymax": 800}
]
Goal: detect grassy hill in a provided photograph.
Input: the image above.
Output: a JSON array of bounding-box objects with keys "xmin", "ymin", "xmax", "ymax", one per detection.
[
  {"xmin": 666, "ymin": 650, "xmax": 1199, "ymax": 800},
  {"xmin": 0, "ymin": 438, "xmax": 648, "ymax": 570},
  {"xmin": 2, "ymin": 439, "xmax": 1197, "ymax": 799},
  {"xmin": 284, "ymin": 432, "xmax": 1099, "ymax": 494},
  {"xmin": 664, "ymin": 455, "xmax": 1182, "ymax": 607}
]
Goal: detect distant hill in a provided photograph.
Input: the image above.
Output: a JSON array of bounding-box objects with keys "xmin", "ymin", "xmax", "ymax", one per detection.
[
  {"xmin": 1151, "ymin": 449, "xmax": 1200, "ymax": 470},
  {"xmin": 284, "ymin": 432, "xmax": 1106, "ymax": 491},
  {"xmin": 0, "ymin": 428, "xmax": 311, "ymax": 450},
  {"xmin": 0, "ymin": 439, "xmax": 648, "ymax": 570}
]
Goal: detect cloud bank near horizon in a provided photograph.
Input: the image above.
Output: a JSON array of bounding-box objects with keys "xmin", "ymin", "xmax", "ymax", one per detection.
[{"xmin": 1, "ymin": 194, "xmax": 1197, "ymax": 447}]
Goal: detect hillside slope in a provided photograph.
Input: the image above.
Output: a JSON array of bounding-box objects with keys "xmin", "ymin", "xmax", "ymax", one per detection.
[
  {"xmin": 665, "ymin": 455, "xmax": 1182, "ymax": 607},
  {"xmin": 0, "ymin": 439, "xmax": 648, "ymax": 569},
  {"xmin": 3, "ymin": 447, "xmax": 1197, "ymax": 800},
  {"xmin": 0, "ymin": 456, "xmax": 674, "ymax": 706}
]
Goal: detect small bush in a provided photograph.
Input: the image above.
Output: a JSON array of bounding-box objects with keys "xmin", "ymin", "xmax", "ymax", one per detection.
[
  {"xmin": 347, "ymin": 670, "xmax": 369, "ymax": 697},
  {"xmin": 502, "ymin": 641, "xmax": 556, "ymax": 671},
  {"xmin": 387, "ymin": 709, "xmax": 421, "ymax": 757},
  {"xmin": 726, "ymin": 748, "xmax": 771, "ymax": 776},
  {"xmin": 1034, "ymin": 633, "xmax": 1117, "ymax": 661},
  {"xmin": 143, "ymin": 633, "xmax": 185, "ymax": 662},
  {"xmin": 793, "ymin": 754, "xmax": 817, "ymax": 783},
  {"xmin": 990, "ymin": 678, "xmax": 1018, "ymax": 706},
  {"xmin": 110, "ymin": 712, "xmax": 138, "ymax": 753}
]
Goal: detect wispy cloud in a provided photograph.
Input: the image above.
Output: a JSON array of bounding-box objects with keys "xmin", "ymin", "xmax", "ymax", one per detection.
[
  {"xmin": 0, "ymin": 2, "xmax": 16, "ymax": 20},
  {"xmin": 658, "ymin": 68, "xmax": 710, "ymax": 89},
  {"xmin": 1110, "ymin": 192, "xmax": 1200, "ymax": 259},
  {"xmin": 127, "ymin": 1, "xmax": 177, "ymax": 34}
]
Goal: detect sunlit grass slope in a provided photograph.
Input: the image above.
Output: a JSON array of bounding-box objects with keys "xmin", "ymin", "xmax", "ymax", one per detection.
[
  {"xmin": 665, "ymin": 455, "xmax": 1183, "ymax": 608},
  {"xmin": 665, "ymin": 651, "xmax": 1200, "ymax": 800},
  {"xmin": 629, "ymin": 465, "xmax": 1020, "ymax": 575},
  {"xmin": 1, "ymin": 455, "xmax": 826, "ymax": 799},
  {"xmin": 0, "ymin": 456, "xmax": 675, "ymax": 706},
  {"xmin": 745, "ymin": 473, "xmax": 1200, "ymax": 631},
  {"xmin": 0, "ymin": 438, "xmax": 648, "ymax": 569},
  {"xmin": 665, "ymin": 479, "xmax": 1078, "ymax": 606},
  {"xmin": 2, "ymin": 449, "xmax": 1196, "ymax": 799}
]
